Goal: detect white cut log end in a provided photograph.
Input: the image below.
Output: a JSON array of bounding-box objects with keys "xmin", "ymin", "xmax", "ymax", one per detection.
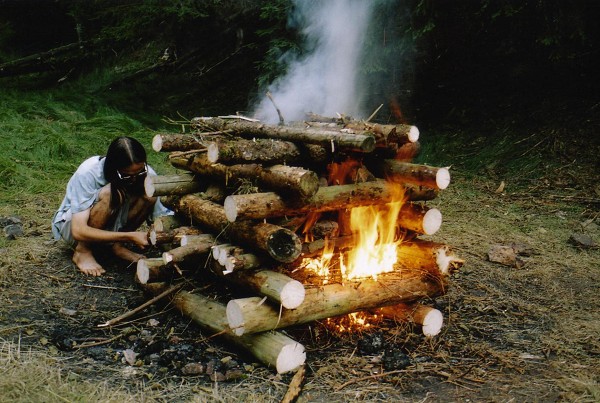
[
  {"xmin": 207, "ymin": 142, "xmax": 219, "ymax": 163},
  {"xmin": 226, "ymin": 300, "xmax": 245, "ymax": 336},
  {"xmin": 149, "ymin": 230, "xmax": 157, "ymax": 246},
  {"xmin": 162, "ymin": 252, "xmax": 173, "ymax": 264},
  {"xmin": 152, "ymin": 134, "xmax": 163, "ymax": 152},
  {"xmin": 280, "ymin": 281, "xmax": 306, "ymax": 310},
  {"xmin": 276, "ymin": 342, "xmax": 307, "ymax": 374},
  {"xmin": 144, "ymin": 176, "xmax": 155, "ymax": 197},
  {"xmin": 136, "ymin": 260, "xmax": 150, "ymax": 284},
  {"xmin": 408, "ymin": 126, "xmax": 420, "ymax": 142},
  {"xmin": 211, "ymin": 245, "xmax": 221, "ymax": 260},
  {"xmin": 419, "ymin": 308, "xmax": 444, "ymax": 337},
  {"xmin": 436, "ymin": 167, "xmax": 451, "ymax": 190},
  {"xmin": 223, "ymin": 196, "xmax": 238, "ymax": 222},
  {"xmin": 423, "ymin": 208, "xmax": 442, "ymax": 235}
]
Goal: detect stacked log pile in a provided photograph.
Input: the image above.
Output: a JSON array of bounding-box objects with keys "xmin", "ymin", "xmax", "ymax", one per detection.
[{"xmin": 139, "ymin": 115, "xmax": 463, "ymax": 374}]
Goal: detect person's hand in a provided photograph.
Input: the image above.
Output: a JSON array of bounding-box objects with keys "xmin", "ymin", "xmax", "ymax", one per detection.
[{"xmin": 130, "ymin": 231, "xmax": 149, "ymax": 248}]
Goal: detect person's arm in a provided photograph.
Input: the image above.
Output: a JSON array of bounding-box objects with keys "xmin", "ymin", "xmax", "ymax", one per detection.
[{"xmin": 70, "ymin": 209, "xmax": 149, "ymax": 247}]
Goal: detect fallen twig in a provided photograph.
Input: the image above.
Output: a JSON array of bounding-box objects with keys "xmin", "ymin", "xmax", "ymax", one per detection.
[
  {"xmin": 281, "ymin": 364, "xmax": 305, "ymax": 403},
  {"xmin": 335, "ymin": 369, "xmax": 405, "ymax": 391},
  {"xmin": 82, "ymin": 284, "xmax": 138, "ymax": 292},
  {"xmin": 97, "ymin": 282, "xmax": 184, "ymax": 328}
]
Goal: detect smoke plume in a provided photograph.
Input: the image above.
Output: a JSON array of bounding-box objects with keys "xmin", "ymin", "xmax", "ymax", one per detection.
[{"xmin": 252, "ymin": 0, "xmax": 387, "ymax": 124}]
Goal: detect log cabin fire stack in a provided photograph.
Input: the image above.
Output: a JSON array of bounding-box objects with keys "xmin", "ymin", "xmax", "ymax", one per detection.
[{"xmin": 140, "ymin": 115, "xmax": 464, "ymax": 374}]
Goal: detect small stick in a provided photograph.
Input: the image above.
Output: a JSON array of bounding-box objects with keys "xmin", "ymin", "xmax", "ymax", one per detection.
[
  {"xmin": 335, "ymin": 369, "xmax": 406, "ymax": 391},
  {"xmin": 365, "ymin": 103, "xmax": 384, "ymax": 122},
  {"xmin": 83, "ymin": 284, "xmax": 137, "ymax": 292},
  {"xmin": 97, "ymin": 283, "xmax": 184, "ymax": 328},
  {"xmin": 72, "ymin": 333, "xmax": 125, "ymax": 349},
  {"xmin": 266, "ymin": 91, "xmax": 285, "ymax": 125}
]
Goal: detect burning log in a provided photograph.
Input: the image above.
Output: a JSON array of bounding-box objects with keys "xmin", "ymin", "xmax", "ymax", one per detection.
[
  {"xmin": 377, "ymin": 303, "xmax": 444, "ymax": 337},
  {"xmin": 376, "ymin": 160, "xmax": 451, "ymax": 190},
  {"xmin": 190, "ymin": 117, "xmax": 376, "ymax": 152},
  {"xmin": 170, "ymin": 154, "xmax": 319, "ymax": 199},
  {"xmin": 163, "ymin": 194, "xmax": 302, "ymax": 263},
  {"xmin": 223, "ymin": 182, "xmax": 442, "ymax": 235},
  {"xmin": 162, "ymin": 234, "xmax": 215, "ymax": 264},
  {"xmin": 144, "ymin": 173, "xmax": 202, "ymax": 197},
  {"xmin": 226, "ymin": 268, "xmax": 446, "ymax": 336},
  {"xmin": 142, "ymin": 283, "xmax": 306, "ymax": 374},
  {"xmin": 395, "ymin": 141, "xmax": 421, "ymax": 162}
]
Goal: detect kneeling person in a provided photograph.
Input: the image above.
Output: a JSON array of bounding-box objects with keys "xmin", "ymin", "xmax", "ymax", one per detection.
[{"xmin": 52, "ymin": 136, "xmax": 173, "ymax": 276}]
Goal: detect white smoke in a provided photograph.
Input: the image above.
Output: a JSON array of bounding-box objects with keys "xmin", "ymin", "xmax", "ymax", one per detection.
[{"xmin": 252, "ymin": 0, "xmax": 378, "ymax": 124}]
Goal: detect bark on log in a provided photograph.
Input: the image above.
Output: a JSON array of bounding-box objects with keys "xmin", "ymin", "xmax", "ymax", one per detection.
[
  {"xmin": 162, "ymin": 195, "xmax": 302, "ymax": 263},
  {"xmin": 170, "ymin": 153, "xmax": 320, "ymax": 199},
  {"xmin": 162, "ymin": 234, "xmax": 215, "ymax": 264},
  {"xmin": 190, "ymin": 117, "xmax": 376, "ymax": 152},
  {"xmin": 396, "ymin": 203, "xmax": 442, "ymax": 235},
  {"xmin": 226, "ymin": 268, "xmax": 446, "ymax": 336},
  {"xmin": 395, "ymin": 141, "xmax": 421, "ymax": 162},
  {"xmin": 142, "ymin": 283, "xmax": 306, "ymax": 374},
  {"xmin": 207, "ymin": 138, "xmax": 295, "ymax": 164},
  {"xmin": 375, "ymin": 160, "xmax": 450, "ymax": 190},
  {"xmin": 377, "ymin": 303, "xmax": 444, "ymax": 336},
  {"xmin": 225, "ymin": 253, "xmax": 262, "ymax": 273},
  {"xmin": 145, "ymin": 173, "xmax": 203, "ymax": 197}
]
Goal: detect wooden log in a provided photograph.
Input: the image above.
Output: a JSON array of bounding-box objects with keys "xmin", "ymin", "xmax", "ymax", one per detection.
[
  {"xmin": 190, "ymin": 117, "xmax": 376, "ymax": 152},
  {"xmin": 152, "ymin": 133, "xmax": 228, "ymax": 152},
  {"xmin": 223, "ymin": 180, "xmax": 441, "ymax": 233},
  {"xmin": 377, "ymin": 303, "xmax": 444, "ymax": 336},
  {"xmin": 153, "ymin": 215, "xmax": 185, "ymax": 232},
  {"xmin": 396, "ymin": 239, "xmax": 464, "ymax": 275},
  {"xmin": 170, "ymin": 153, "xmax": 319, "ymax": 199},
  {"xmin": 144, "ymin": 173, "xmax": 202, "ymax": 197},
  {"xmin": 136, "ymin": 257, "xmax": 168, "ymax": 284},
  {"xmin": 210, "ymin": 261, "xmax": 305, "ymax": 309},
  {"xmin": 163, "ymin": 195, "xmax": 302, "ymax": 263},
  {"xmin": 226, "ymin": 268, "xmax": 446, "ymax": 336},
  {"xmin": 396, "ymin": 203, "xmax": 442, "ymax": 235},
  {"xmin": 375, "ymin": 160, "xmax": 450, "ymax": 190},
  {"xmin": 142, "ymin": 283, "xmax": 306, "ymax": 374},
  {"xmin": 224, "ymin": 253, "xmax": 262, "ymax": 273},
  {"xmin": 344, "ymin": 122, "xmax": 419, "ymax": 145},
  {"xmin": 395, "ymin": 141, "xmax": 421, "ymax": 162},
  {"xmin": 148, "ymin": 226, "xmax": 202, "ymax": 246},
  {"xmin": 207, "ymin": 138, "xmax": 299, "ymax": 164},
  {"xmin": 162, "ymin": 234, "xmax": 215, "ymax": 264}
]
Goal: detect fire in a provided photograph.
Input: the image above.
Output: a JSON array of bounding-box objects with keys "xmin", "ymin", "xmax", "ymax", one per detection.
[{"xmin": 302, "ymin": 159, "xmax": 406, "ymax": 283}]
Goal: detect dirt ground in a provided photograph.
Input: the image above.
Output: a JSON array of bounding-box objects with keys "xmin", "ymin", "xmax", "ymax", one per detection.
[{"xmin": 1, "ymin": 165, "xmax": 599, "ymax": 402}]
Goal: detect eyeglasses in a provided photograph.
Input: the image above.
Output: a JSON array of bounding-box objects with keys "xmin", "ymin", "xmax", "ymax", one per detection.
[{"xmin": 117, "ymin": 164, "xmax": 147, "ymax": 181}]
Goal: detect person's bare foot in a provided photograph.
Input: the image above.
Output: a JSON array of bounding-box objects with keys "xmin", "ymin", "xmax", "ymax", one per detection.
[
  {"xmin": 73, "ymin": 246, "xmax": 106, "ymax": 276},
  {"xmin": 112, "ymin": 243, "xmax": 144, "ymax": 264}
]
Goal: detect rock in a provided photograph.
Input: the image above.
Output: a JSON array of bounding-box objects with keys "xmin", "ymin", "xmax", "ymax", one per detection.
[
  {"xmin": 59, "ymin": 307, "xmax": 77, "ymax": 316},
  {"xmin": 225, "ymin": 369, "xmax": 244, "ymax": 381},
  {"xmin": 4, "ymin": 223, "xmax": 24, "ymax": 240},
  {"xmin": 382, "ymin": 348, "xmax": 411, "ymax": 370},
  {"xmin": 209, "ymin": 371, "xmax": 226, "ymax": 382},
  {"xmin": 569, "ymin": 233, "xmax": 596, "ymax": 249},
  {"xmin": 123, "ymin": 349, "xmax": 138, "ymax": 365},
  {"xmin": 358, "ymin": 331, "xmax": 385, "ymax": 354},
  {"xmin": 181, "ymin": 362, "xmax": 204, "ymax": 375},
  {"xmin": 488, "ymin": 245, "xmax": 518, "ymax": 267}
]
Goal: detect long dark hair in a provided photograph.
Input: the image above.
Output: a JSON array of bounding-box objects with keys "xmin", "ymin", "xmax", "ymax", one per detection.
[{"xmin": 103, "ymin": 136, "xmax": 147, "ymax": 209}]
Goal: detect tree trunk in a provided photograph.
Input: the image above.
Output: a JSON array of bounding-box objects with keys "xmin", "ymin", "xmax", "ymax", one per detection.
[
  {"xmin": 162, "ymin": 195, "xmax": 302, "ymax": 263},
  {"xmin": 144, "ymin": 173, "xmax": 203, "ymax": 197},
  {"xmin": 226, "ymin": 268, "xmax": 446, "ymax": 336},
  {"xmin": 344, "ymin": 122, "xmax": 419, "ymax": 146},
  {"xmin": 142, "ymin": 283, "xmax": 306, "ymax": 374},
  {"xmin": 170, "ymin": 153, "xmax": 320, "ymax": 199},
  {"xmin": 190, "ymin": 117, "xmax": 376, "ymax": 152}
]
